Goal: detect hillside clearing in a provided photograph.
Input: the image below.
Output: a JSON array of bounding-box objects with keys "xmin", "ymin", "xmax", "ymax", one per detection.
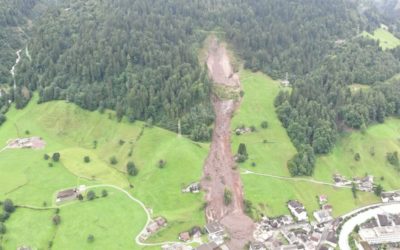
[{"xmin": 361, "ymin": 27, "xmax": 400, "ymax": 50}]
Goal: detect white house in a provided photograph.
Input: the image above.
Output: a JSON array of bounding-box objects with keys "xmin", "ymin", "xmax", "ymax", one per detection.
[
  {"xmin": 288, "ymin": 200, "xmax": 308, "ymax": 221},
  {"xmin": 313, "ymin": 209, "xmax": 333, "ymax": 224}
]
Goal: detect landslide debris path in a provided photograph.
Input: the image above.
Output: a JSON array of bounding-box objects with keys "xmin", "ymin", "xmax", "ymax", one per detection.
[{"xmin": 201, "ymin": 38, "xmax": 254, "ymax": 249}]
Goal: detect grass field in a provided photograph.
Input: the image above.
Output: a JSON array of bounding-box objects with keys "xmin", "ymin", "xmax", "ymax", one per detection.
[
  {"xmin": 233, "ymin": 70, "xmax": 380, "ymax": 218},
  {"xmin": 361, "ymin": 27, "xmax": 400, "ymax": 50},
  {"xmin": 231, "ymin": 71, "xmax": 296, "ymax": 177},
  {"xmin": 0, "ymin": 96, "xmax": 208, "ymax": 249}
]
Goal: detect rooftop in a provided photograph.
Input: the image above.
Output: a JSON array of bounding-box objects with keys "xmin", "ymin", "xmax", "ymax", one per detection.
[{"xmin": 205, "ymin": 222, "xmax": 224, "ymax": 234}]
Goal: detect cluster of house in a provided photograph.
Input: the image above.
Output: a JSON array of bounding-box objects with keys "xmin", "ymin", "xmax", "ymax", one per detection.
[
  {"xmin": 358, "ymin": 213, "xmax": 400, "ymax": 248},
  {"xmin": 333, "ymin": 174, "xmax": 374, "ymax": 192},
  {"xmin": 251, "ymin": 198, "xmax": 337, "ymax": 250},
  {"xmin": 140, "ymin": 217, "xmax": 168, "ymax": 241},
  {"xmin": 182, "ymin": 182, "xmax": 201, "ymax": 194},
  {"xmin": 7, "ymin": 137, "xmax": 46, "ymax": 149},
  {"xmin": 252, "ymin": 217, "xmax": 339, "ymax": 250},
  {"xmin": 55, "ymin": 185, "xmax": 86, "ymax": 204},
  {"xmin": 381, "ymin": 191, "xmax": 400, "ymax": 203},
  {"xmin": 162, "ymin": 222, "xmax": 228, "ymax": 250}
]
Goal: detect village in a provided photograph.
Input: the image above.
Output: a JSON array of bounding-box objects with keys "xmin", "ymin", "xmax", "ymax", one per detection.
[{"xmin": 157, "ymin": 175, "xmax": 400, "ymax": 250}]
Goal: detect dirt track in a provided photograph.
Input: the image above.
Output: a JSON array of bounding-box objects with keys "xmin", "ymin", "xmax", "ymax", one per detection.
[{"xmin": 201, "ymin": 38, "xmax": 254, "ymax": 249}]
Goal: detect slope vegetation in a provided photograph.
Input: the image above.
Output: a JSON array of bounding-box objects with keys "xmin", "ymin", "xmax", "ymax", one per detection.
[
  {"xmin": 0, "ymin": 96, "xmax": 208, "ymax": 249},
  {"xmin": 232, "ymin": 71, "xmax": 379, "ymax": 218}
]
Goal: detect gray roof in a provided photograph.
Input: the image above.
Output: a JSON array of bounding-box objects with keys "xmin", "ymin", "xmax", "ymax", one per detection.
[
  {"xmin": 378, "ymin": 214, "xmax": 391, "ymax": 227},
  {"xmin": 196, "ymin": 242, "xmax": 218, "ymax": 250},
  {"xmin": 205, "ymin": 222, "xmax": 224, "ymax": 234},
  {"xmin": 57, "ymin": 189, "xmax": 77, "ymax": 199},
  {"xmin": 288, "ymin": 200, "xmax": 303, "ymax": 209}
]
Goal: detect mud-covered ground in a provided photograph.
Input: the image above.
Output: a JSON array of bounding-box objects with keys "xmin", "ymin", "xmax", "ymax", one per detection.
[{"xmin": 201, "ymin": 38, "xmax": 254, "ymax": 249}]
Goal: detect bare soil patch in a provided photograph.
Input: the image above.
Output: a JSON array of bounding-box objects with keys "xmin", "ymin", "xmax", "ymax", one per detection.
[
  {"xmin": 7, "ymin": 137, "xmax": 46, "ymax": 149},
  {"xmin": 201, "ymin": 37, "xmax": 254, "ymax": 249}
]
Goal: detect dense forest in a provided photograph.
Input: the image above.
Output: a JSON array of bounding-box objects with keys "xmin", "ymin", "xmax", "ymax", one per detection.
[{"xmin": 2, "ymin": 0, "xmax": 400, "ymax": 174}]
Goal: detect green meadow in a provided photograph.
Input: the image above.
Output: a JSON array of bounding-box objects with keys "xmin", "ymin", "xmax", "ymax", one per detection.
[
  {"xmin": 361, "ymin": 27, "xmax": 400, "ymax": 50},
  {"xmin": 232, "ymin": 71, "xmax": 380, "ymax": 218},
  {"xmin": 0, "ymin": 96, "xmax": 208, "ymax": 249},
  {"xmin": 314, "ymin": 118, "xmax": 400, "ymax": 191}
]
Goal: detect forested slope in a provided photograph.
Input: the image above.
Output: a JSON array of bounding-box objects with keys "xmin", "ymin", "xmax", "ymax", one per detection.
[
  {"xmin": 10, "ymin": 0, "xmax": 368, "ymax": 140},
  {"xmin": 4, "ymin": 0, "xmax": 400, "ymax": 174}
]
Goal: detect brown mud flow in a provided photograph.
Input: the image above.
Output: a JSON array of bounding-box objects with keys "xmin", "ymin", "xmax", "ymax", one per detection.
[{"xmin": 201, "ymin": 38, "xmax": 254, "ymax": 249}]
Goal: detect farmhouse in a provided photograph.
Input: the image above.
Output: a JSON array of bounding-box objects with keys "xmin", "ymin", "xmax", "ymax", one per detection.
[
  {"xmin": 332, "ymin": 174, "xmax": 351, "ymax": 186},
  {"xmin": 155, "ymin": 216, "xmax": 167, "ymax": 226},
  {"xmin": 358, "ymin": 175, "xmax": 374, "ymax": 192},
  {"xmin": 7, "ymin": 137, "xmax": 46, "ymax": 149},
  {"xmin": 182, "ymin": 182, "xmax": 201, "ymax": 193},
  {"xmin": 179, "ymin": 231, "xmax": 190, "ymax": 242},
  {"xmin": 318, "ymin": 195, "xmax": 327, "ymax": 205},
  {"xmin": 56, "ymin": 188, "xmax": 78, "ymax": 203},
  {"xmin": 288, "ymin": 200, "xmax": 308, "ymax": 221}
]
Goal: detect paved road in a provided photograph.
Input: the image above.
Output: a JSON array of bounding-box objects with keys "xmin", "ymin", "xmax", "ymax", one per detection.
[
  {"xmin": 338, "ymin": 202, "xmax": 400, "ymax": 250},
  {"xmin": 242, "ymin": 169, "xmax": 350, "ymax": 189}
]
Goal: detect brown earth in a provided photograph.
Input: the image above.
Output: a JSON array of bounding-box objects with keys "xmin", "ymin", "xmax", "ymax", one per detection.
[{"xmin": 201, "ymin": 38, "xmax": 254, "ymax": 249}]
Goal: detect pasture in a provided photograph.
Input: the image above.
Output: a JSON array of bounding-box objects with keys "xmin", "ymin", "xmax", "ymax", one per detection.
[{"xmin": 0, "ymin": 96, "xmax": 208, "ymax": 249}]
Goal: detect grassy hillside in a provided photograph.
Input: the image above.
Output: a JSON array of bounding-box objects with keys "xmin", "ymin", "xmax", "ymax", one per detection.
[
  {"xmin": 0, "ymin": 96, "xmax": 208, "ymax": 249},
  {"xmin": 315, "ymin": 119, "xmax": 400, "ymax": 191},
  {"xmin": 233, "ymin": 71, "xmax": 380, "ymax": 218},
  {"xmin": 231, "ymin": 71, "xmax": 296, "ymax": 176},
  {"xmin": 361, "ymin": 27, "xmax": 400, "ymax": 50}
]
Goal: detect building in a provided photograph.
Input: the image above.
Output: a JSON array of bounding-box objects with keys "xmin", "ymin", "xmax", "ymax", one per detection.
[
  {"xmin": 182, "ymin": 182, "xmax": 201, "ymax": 193},
  {"xmin": 249, "ymin": 241, "xmax": 266, "ymax": 250},
  {"xmin": 56, "ymin": 188, "xmax": 78, "ymax": 204},
  {"xmin": 322, "ymin": 204, "xmax": 333, "ymax": 212},
  {"xmin": 358, "ymin": 175, "xmax": 374, "ymax": 192},
  {"xmin": 195, "ymin": 242, "xmax": 218, "ymax": 250},
  {"xmin": 318, "ymin": 195, "xmax": 328, "ymax": 204},
  {"xmin": 359, "ymin": 226, "xmax": 400, "ymax": 244},
  {"xmin": 381, "ymin": 191, "xmax": 400, "ymax": 203},
  {"xmin": 162, "ymin": 243, "xmax": 193, "ymax": 250},
  {"xmin": 288, "ymin": 200, "xmax": 308, "ymax": 221},
  {"xmin": 146, "ymin": 221, "xmax": 159, "ymax": 233},
  {"xmin": 313, "ymin": 210, "xmax": 333, "ymax": 224},
  {"xmin": 205, "ymin": 222, "xmax": 225, "ymax": 245},
  {"xmin": 179, "ymin": 232, "xmax": 190, "ymax": 242}
]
